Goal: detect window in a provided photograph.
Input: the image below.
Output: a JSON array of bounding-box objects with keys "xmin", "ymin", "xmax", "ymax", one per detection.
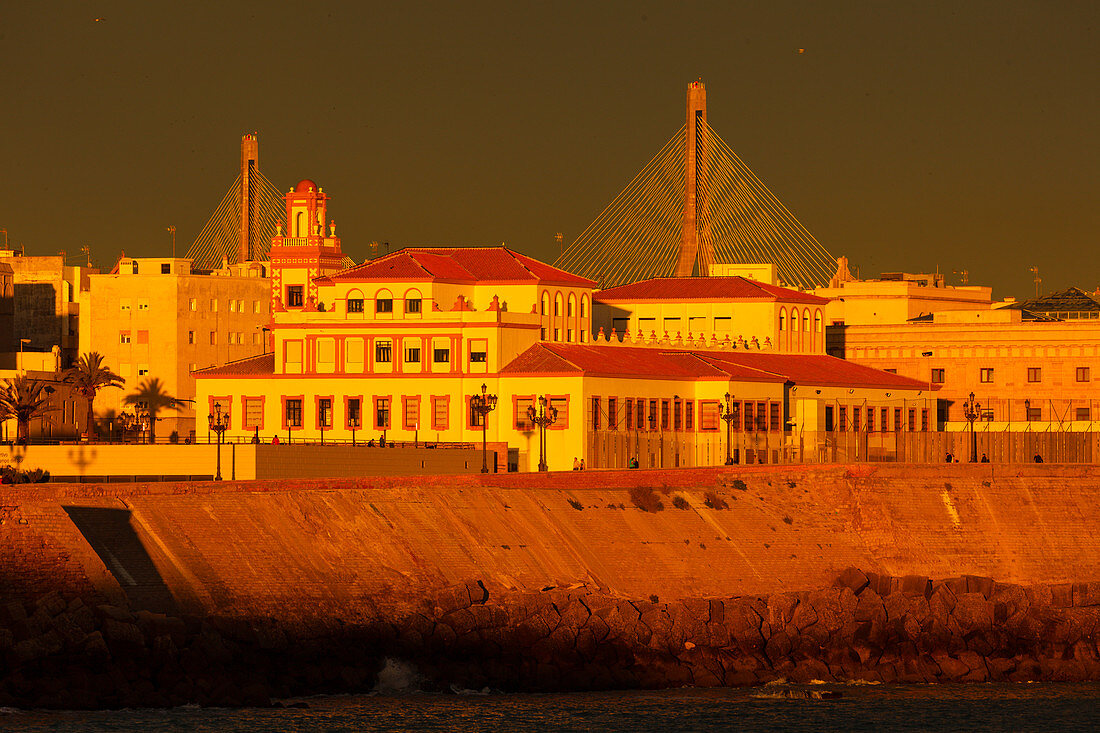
[
  {"xmin": 253, "ymin": 300, "xmax": 262, "ymax": 314},
  {"xmin": 853, "ymin": 408, "xmax": 860, "ymax": 432},
  {"xmin": 433, "ymin": 348, "xmax": 450, "ymax": 363},
  {"xmin": 210, "ymin": 298, "xmax": 218, "ymax": 311},
  {"xmin": 132, "ymin": 262, "xmax": 139, "ymax": 274},
  {"xmin": 1027, "ymin": 367, "xmax": 1042, "ymax": 383},
  {"xmin": 347, "ymin": 298, "xmax": 364, "ymax": 313},
  {"xmin": 825, "ymin": 405, "xmax": 834, "ymax": 432},
  {"xmin": 375, "ymin": 341, "xmax": 392, "ymax": 363},
  {"xmin": 607, "ymin": 398, "xmax": 617, "ymax": 430},
  {"xmin": 866, "ymin": 408, "xmax": 875, "ymax": 432},
  {"xmin": 931, "ymin": 369, "xmax": 945, "ymax": 384},
  {"xmin": 1026, "ymin": 406, "xmax": 1042, "ymax": 422},
  {"xmin": 403, "ymin": 398, "xmax": 420, "ymax": 430},
  {"xmin": 406, "ymin": 298, "xmax": 422, "ymax": 314},
  {"xmin": 744, "ymin": 402, "xmax": 755, "ymax": 431},
  {"xmin": 883, "ymin": 368, "xmax": 897, "ymax": 374},
  {"xmin": 580, "ymin": 297, "xmax": 587, "ymax": 318},
  {"xmin": 376, "ymin": 298, "xmax": 393, "ymax": 313},
  {"xmin": 756, "ymin": 402, "xmax": 768, "ymax": 431},
  {"xmin": 980, "ymin": 368, "xmax": 994, "ymax": 383},
  {"xmin": 592, "ymin": 397, "xmax": 601, "ymax": 430},
  {"xmin": 515, "ymin": 397, "xmax": 535, "ymax": 429},
  {"xmin": 243, "ymin": 397, "xmax": 263, "ymax": 429},
  {"xmin": 405, "ymin": 346, "xmax": 421, "ymax": 363},
  {"xmin": 660, "ymin": 400, "xmax": 670, "ymax": 430},
  {"xmin": 189, "ymin": 299, "xmax": 197, "ymax": 311},
  {"xmin": 285, "ymin": 399, "xmax": 303, "ymax": 428},
  {"xmin": 921, "ymin": 409, "xmax": 929, "ymax": 432},
  {"xmin": 1076, "ymin": 407, "xmax": 1091, "ymax": 422},
  {"xmin": 318, "ymin": 398, "xmax": 333, "ymax": 428},
  {"xmin": 673, "ymin": 400, "xmax": 682, "ymax": 430},
  {"xmin": 894, "ymin": 408, "xmax": 902, "ymax": 432},
  {"xmin": 229, "ymin": 300, "xmax": 237, "ymax": 313},
  {"xmin": 625, "ymin": 399, "xmax": 633, "ymax": 430},
  {"xmin": 161, "ymin": 263, "xmax": 171, "ymax": 274},
  {"xmin": 188, "ymin": 331, "xmax": 194, "ymax": 345},
  {"xmin": 1077, "ymin": 367, "xmax": 1091, "ymax": 383},
  {"xmin": 769, "ymin": 403, "xmax": 781, "ymax": 431},
  {"xmin": 648, "ymin": 399, "xmax": 658, "ymax": 430},
  {"xmin": 881, "ymin": 407, "xmax": 889, "ymax": 432},
  {"xmin": 549, "ymin": 397, "xmax": 569, "ymax": 428},
  {"xmin": 432, "ymin": 397, "xmax": 449, "ymax": 430},
  {"xmin": 468, "ymin": 398, "xmax": 485, "ymax": 428},
  {"xmin": 554, "ymin": 329, "xmax": 560, "ymax": 341},
  {"xmin": 700, "ymin": 401, "xmax": 719, "ymax": 431},
  {"xmin": 120, "ymin": 299, "xmax": 131, "ymax": 311},
  {"xmin": 470, "ymin": 351, "xmax": 487, "ymax": 363},
  {"xmin": 375, "ymin": 397, "xmax": 391, "ymax": 429},
  {"xmin": 636, "ymin": 399, "xmax": 645, "ymax": 432},
  {"xmin": 567, "ymin": 330, "xmax": 574, "ymax": 342},
  {"xmin": 287, "ymin": 286, "xmax": 303, "ymax": 307},
  {"xmin": 779, "ymin": 312, "xmax": 785, "ymax": 331},
  {"xmin": 209, "ymin": 331, "xmax": 217, "ymax": 345},
  {"xmin": 730, "ymin": 401, "xmax": 741, "ymax": 431},
  {"xmin": 347, "ymin": 398, "xmax": 362, "ymax": 428},
  {"xmin": 119, "ymin": 331, "xmax": 131, "ymax": 344},
  {"xmin": 253, "ymin": 332, "xmax": 261, "ymax": 345},
  {"xmin": 137, "ymin": 365, "xmax": 149, "ymax": 376},
  {"xmin": 838, "ymin": 406, "xmax": 847, "ymax": 432},
  {"xmin": 908, "ymin": 409, "xmax": 916, "ymax": 431},
  {"xmin": 685, "ymin": 401, "xmax": 694, "ymax": 431}
]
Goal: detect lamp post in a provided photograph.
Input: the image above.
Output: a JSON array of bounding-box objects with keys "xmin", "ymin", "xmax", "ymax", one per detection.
[
  {"xmin": 527, "ymin": 395, "xmax": 558, "ymax": 472},
  {"xmin": 207, "ymin": 403, "xmax": 228, "ymax": 480},
  {"xmin": 720, "ymin": 392, "xmax": 737, "ymax": 466},
  {"xmin": 470, "ymin": 383, "xmax": 498, "ymax": 473},
  {"xmin": 962, "ymin": 391, "xmax": 981, "ymax": 463}
]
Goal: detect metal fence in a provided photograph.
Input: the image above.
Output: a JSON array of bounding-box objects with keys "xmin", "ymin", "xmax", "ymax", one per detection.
[{"xmin": 586, "ymin": 428, "xmax": 1100, "ymax": 468}]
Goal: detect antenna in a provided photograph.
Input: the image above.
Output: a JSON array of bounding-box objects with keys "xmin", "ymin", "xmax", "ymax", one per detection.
[
  {"xmin": 554, "ymin": 232, "xmax": 563, "ymax": 257},
  {"xmin": 167, "ymin": 226, "xmax": 176, "ymax": 258},
  {"xmin": 1028, "ymin": 266, "xmax": 1041, "ymax": 298},
  {"xmin": 952, "ymin": 269, "xmax": 969, "ymax": 285},
  {"xmin": 81, "ymin": 244, "xmax": 91, "ymax": 267}
]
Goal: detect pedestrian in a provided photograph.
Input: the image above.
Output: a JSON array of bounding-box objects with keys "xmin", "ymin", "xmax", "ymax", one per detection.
[
  {"xmin": 573, "ymin": 457, "xmax": 581, "ymax": 471},
  {"xmin": 271, "ymin": 434, "xmax": 279, "ymax": 445},
  {"xmin": 945, "ymin": 452, "xmax": 953, "ymax": 463},
  {"xmin": 579, "ymin": 459, "xmax": 586, "ymax": 471},
  {"xmin": 1034, "ymin": 454, "xmax": 1044, "ymax": 463},
  {"xmin": 980, "ymin": 453, "xmax": 989, "ymax": 463}
]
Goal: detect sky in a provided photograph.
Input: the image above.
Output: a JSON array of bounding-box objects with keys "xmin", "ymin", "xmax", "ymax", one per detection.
[{"xmin": 1, "ymin": 1, "xmax": 1096, "ymax": 299}]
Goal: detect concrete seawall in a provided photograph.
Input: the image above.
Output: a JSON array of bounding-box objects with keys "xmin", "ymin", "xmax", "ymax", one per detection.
[
  {"xmin": 5, "ymin": 463, "xmax": 1100, "ymax": 705},
  {"xmin": 4, "ymin": 464, "xmax": 1100, "ymax": 615}
]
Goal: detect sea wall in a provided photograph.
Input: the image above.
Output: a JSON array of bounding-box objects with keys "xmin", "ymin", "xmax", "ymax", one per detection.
[{"xmin": 5, "ymin": 463, "xmax": 1100, "ymax": 706}]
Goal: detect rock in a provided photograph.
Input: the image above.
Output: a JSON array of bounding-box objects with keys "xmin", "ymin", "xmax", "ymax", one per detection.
[
  {"xmin": 900, "ymin": 575, "xmax": 932, "ymax": 598},
  {"xmin": 1072, "ymin": 582, "xmax": 1100, "ymax": 607},
  {"xmin": 1050, "ymin": 584, "xmax": 1074, "ymax": 609},
  {"xmin": 952, "ymin": 593, "xmax": 994, "ymax": 632},
  {"xmin": 102, "ymin": 618, "xmax": 145, "ymax": 647},
  {"xmin": 96, "ymin": 604, "xmax": 134, "ymax": 623},
  {"xmin": 835, "ymin": 567, "xmax": 870, "ymax": 596},
  {"xmin": 35, "ymin": 591, "xmax": 67, "ymax": 617},
  {"xmin": 964, "ymin": 576, "xmax": 995, "ymax": 599}
]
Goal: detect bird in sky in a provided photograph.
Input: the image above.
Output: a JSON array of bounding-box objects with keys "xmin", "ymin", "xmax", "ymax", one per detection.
[{"xmin": 94, "ymin": 17, "xmax": 105, "ymax": 22}]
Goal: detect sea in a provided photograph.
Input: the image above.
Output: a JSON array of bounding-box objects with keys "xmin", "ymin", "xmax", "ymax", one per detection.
[{"xmin": 4, "ymin": 682, "xmax": 1100, "ymax": 732}]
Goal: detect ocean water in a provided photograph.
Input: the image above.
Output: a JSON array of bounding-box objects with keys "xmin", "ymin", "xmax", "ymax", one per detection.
[{"xmin": 5, "ymin": 683, "xmax": 1100, "ymax": 732}]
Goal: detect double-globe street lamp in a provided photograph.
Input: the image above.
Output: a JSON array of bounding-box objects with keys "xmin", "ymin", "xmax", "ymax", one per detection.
[
  {"xmin": 719, "ymin": 392, "xmax": 737, "ymax": 466},
  {"xmin": 470, "ymin": 383, "xmax": 498, "ymax": 474},
  {"xmin": 527, "ymin": 395, "xmax": 558, "ymax": 472},
  {"xmin": 962, "ymin": 391, "xmax": 982, "ymax": 463},
  {"xmin": 207, "ymin": 403, "xmax": 229, "ymax": 481}
]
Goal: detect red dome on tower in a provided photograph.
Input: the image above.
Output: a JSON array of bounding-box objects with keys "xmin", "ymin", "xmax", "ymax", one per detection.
[{"xmin": 294, "ymin": 179, "xmax": 318, "ymax": 193}]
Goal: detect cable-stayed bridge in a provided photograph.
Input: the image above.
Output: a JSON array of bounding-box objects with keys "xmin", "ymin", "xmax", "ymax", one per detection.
[
  {"xmin": 185, "ymin": 134, "xmax": 287, "ymax": 270},
  {"xmin": 556, "ymin": 82, "xmax": 837, "ymax": 289}
]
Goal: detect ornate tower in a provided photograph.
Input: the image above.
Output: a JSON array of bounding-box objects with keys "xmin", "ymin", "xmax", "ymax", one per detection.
[
  {"xmin": 269, "ymin": 179, "xmax": 345, "ymax": 313},
  {"xmin": 674, "ymin": 81, "xmax": 712, "ymax": 276}
]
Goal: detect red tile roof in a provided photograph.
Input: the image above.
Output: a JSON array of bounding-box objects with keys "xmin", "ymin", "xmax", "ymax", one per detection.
[
  {"xmin": 595, "ymin": 276, "xmax": 828, "ymax": 304},
  {"xmin": 501, "ymin": 343, "xmax": 928, "ymax": 391},
  {"xmin": 193, "ymin": 353, "xmax": 275, "ymax": 377},
  {"xmin": 325, "ymin": 247, "xmax": 595, "ymax": 286}
]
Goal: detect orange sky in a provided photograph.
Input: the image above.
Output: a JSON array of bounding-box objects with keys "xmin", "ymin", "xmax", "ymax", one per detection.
[{"xmin": 1, "ymin": 1, "xmax": 1096, "ymax": 298}]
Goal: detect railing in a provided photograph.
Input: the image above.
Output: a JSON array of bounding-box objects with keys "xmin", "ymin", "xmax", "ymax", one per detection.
[
  {"xmin": 586, "ymin": 429, "xmax": 1100, "ymax": 468},
  {"xmin": 3, "ymin": 437, "xmax": 477, "ymax": 450},
  {"xmin": 273, "ymin": 236, "xmax": 309, "ymax": 247}
]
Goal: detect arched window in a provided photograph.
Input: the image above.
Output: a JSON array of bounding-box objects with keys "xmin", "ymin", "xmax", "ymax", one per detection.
[
  {"xmin": 778, "ymin": 309, "xmax": 785, "ymax": 331},
  {"xmin": 567, "ymin": 294, "xmax": 576, "ymax": 317},
  {"xmin": 374, "ymin": 288, "xmax": 394, "ymax": 316},
  {"xmin": 814, "ymin": 311, "xmax": 822, "ymax": 332},
  {"xmin": 580, "ymin": 296, "xmax": 588, "ymax": 318},
  {"xmin": 803, "ymin": 311, "xmax": 810, "ymax": 331},
  {"xmin": 295, "ymin": 211, "xmax": 305, "ymax": 237},
  {"xmin": 404, "ymin": 288, "xmax": 423, "ymax": 316},
  {"xmin": 540, "ymin": 291, "xmax": 549, "ymax": 316},
  {"xmin": 554, "ymin": 293, "xmax": 563, "ymax": 317}
]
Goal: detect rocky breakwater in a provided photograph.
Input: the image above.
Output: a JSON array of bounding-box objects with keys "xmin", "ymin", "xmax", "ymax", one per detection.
[
  {"xmin": 6, "ymin": 569, "xmax": 1100, "ymax": 708},
  {"xmin": 390, "ymin": 569, "xmax": 1100, "ymax": 690}
]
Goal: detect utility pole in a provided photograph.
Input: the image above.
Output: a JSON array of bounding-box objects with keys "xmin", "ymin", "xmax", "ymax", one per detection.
[
  {"xmin": 1029, "ymin": 266, "xmax": 1041, "ymax": 298},
  {"xmin": 555, "ymin": 232, "xmax": 563, "ymax": 257}
]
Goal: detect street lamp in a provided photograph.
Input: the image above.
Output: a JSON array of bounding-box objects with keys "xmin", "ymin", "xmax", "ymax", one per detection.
[
  {"xmin": 962, "ymin": 391, "xmax": 981, "ymax": 463},
  {"xmin": 207, "ymin": 403, "xmax": 228, "ymax": 480},
  {"xmin": 470, "ymin": 383, "xmax": 498, "ymax": 473},
  {"xmin": 19, "ymin": 338, "xmax": 30, "ymax": 373},
  {"xmin": 527, "ymin": 395, "xmax": 558, "ymax": 472},
  {"xmin": 720, "ymin": 392, "xmax": 737, "ymax": 466}
]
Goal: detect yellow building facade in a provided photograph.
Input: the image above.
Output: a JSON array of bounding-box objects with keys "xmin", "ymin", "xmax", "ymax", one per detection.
[
  {"xmin": 195, "ymin": 180, "xmax": 928, "ymax": 471},
  {"xmin": 78, "ymin": 257, "xmax": 270, "ymax": 438}
]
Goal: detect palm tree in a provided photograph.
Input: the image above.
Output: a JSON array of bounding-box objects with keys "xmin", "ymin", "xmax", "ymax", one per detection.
[
  {"xmin": 0, "ymin": 376, "xmax": 57, "ymax": 445},
  {"xmin": 124, "ymin": 378, "xmax": 185, "ymax": 443},
  {"xmin": 63, "ymin": 352, "xmax": 124, "ymax": 440}
]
